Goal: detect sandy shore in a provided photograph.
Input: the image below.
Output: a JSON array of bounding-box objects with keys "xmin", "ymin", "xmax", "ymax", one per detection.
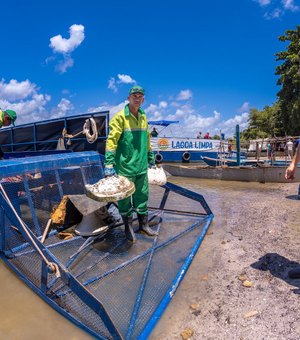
[{"xmin": 150, "ymin": 177, "xmax": 300, "ymax": 340}]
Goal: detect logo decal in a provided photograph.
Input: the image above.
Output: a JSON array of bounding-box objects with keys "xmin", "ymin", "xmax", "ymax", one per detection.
[{"xmin": 158, "ymin": 138, "xmax": 169, "ymax": 150}]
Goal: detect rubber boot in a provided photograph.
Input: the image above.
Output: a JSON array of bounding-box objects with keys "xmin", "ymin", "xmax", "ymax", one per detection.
[
  {"xmin": 137, "ymin": 213, "xmax": 158, "ymax": 236},
  {"xmin": 122, "ymin": 216, "xmax": 136, "ymax": 243},
  {"xmin": 288, "ymin": 267, "xmax": 300, "ymax": 279}
]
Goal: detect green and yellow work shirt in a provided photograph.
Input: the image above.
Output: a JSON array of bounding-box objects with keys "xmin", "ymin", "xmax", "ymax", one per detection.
[
  {"xmin": 104, "ymin": 105, "xmax": 154, "ymax": 177},
  {"xmin": 0, "ymin": 110, "xmax": 4, "ymax": 128}
]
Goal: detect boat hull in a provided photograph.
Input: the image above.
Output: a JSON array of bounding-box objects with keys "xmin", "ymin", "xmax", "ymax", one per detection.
[
  {"xmin": 154, "ymin": 150, "xmax": 222, "ymax": 163},
  {"xmin": 163, "ymin": 163, "xmax": 300, "ymax": 183},
  {"xmin": 201, "ymin": 156, "xmax": 261, "ymax": 167}
]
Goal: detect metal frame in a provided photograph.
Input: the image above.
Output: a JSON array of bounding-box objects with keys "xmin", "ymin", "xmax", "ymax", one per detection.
[
  {"xmin": 0, "ymin": 152, "xmax": 214, "ymax": 339},
  {"xmin": 0, "ymin": 111, "xmax": 109, "ymax": 153}
]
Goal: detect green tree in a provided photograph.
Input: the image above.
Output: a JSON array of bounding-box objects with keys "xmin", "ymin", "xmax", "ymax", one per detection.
[
  {"xmin": 275, "ymin": 26, "xmax": 300, "ymax": 135},
  {"xmin": 241, "ymin": 105, "xmax": 279, "ymax": 139}
]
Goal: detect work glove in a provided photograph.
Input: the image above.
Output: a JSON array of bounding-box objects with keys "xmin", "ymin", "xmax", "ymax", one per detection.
[{"xmin": 104, "ymin": 166, "xmax": 116, "ymax": 177}]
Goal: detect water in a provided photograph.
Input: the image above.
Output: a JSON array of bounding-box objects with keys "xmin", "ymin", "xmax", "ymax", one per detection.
[{"xmin": 0, "ymin": 177, "xmax": 296, "ymax": 339}]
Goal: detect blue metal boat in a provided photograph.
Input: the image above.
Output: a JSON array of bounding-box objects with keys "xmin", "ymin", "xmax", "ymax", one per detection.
[
  {"xmin": 0, "ymin": 111, "xmax": 109, "ymax": 158},
  {"xmin": 201, "ymin": 156, "xmax": 261, "ymax": 167}
]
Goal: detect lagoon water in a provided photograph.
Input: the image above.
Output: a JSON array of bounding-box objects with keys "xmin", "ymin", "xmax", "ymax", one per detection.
[{"xmin": 0, "ymin": 177, "xmax": 296, "ymax": 339}]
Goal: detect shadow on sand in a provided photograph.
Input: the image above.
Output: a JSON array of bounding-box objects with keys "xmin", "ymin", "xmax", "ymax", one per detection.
[
  {"xmin": 285, "ymin": 195, "xmax": 300, "ymax": 201},
  {"xmin": 286, "ymin": 184, "xmax": 300, "ymax": 200},
  {"xmin": 251, "ymin": 253, "xmax": 300, "ymax": 294}
]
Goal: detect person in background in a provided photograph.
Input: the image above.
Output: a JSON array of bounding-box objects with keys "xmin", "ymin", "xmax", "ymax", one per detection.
[
  {"xmin": 285, "ymin": 142, "xmax": 300, "ymax": 180},
  {"xmin": 0, "ymin": 109, "xmax": 17, "ymax": 160},
  {"xmin": 228, "ymin": 142, "xmax": 233, "ymax": 158},
  {"xmin": 197, "ymin": 131, "xmax": 202, "ymax": 139},
  {"xmin": 150, "ymin": 127, "xmax": 158, "ymax": 137},
  {"xmin": 279, "ymin": 142, "xmax": 285, "ymax": 152},
  {"xmin": 204, "ymin": 132, "xmax": 210, "ymax": 139},
  {"xmin": 286, "ymin": 139, "xmax": 294, "ymax": 159},
  {"xmin": 285, "ymin": 143, "xmax": 300, "ymax": 278},
  {"xmin": 104, "ymin": 85, "xmax": 158, "ymax": 242},
  {"xmin": 295, "ymin": 138, "xmax": 300, "ymax": 149},
  {"xmin": 267, "ymin": 142, "xmax": 272, "ymax": 160},
  {"xmin": 0, "ymin": 109, "xmax": 17, "ymax": 128}
]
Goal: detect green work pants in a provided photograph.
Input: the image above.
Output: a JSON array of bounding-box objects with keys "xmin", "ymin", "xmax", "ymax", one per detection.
[{"xmin": 118, "ymin": 173, "xmax": 149, "ymax": 217}]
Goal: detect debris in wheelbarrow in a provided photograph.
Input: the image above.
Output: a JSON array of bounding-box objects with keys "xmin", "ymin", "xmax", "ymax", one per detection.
[{"xmin": 85, "ymin": 175, "xmax": 135, "ymax": 202}]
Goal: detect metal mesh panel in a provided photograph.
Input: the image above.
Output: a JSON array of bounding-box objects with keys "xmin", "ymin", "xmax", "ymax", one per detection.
[
  {"xmin": 57, "ymin": 291, "xmax": 113, "ymax": 339},
  {"xmin": 131, "ymin": 223, "xmax": 203, "ymax": 337},
  {"xmin": 149, "ymin": 184, "xmax": 207, "ymax": 215},
  {"xmin": 8, "ymin": 245, "xmax": 57, "ymax": 289},
  {"xmin": 87, "ymin": 253, "xmax": 151, "ymax": 337}
]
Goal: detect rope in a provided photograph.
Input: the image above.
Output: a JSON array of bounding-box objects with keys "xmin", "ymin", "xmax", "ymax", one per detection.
[
  {"xmin": 0, "ymin": 183, "xmax": 61, "ymax": 278},
  {"xmin": 83, "ymin": 118, "xmax": 98, "ymax": 143},
  {"xmin": 62, "ymin": 118, "xmax": 98, "ymax": 144}
]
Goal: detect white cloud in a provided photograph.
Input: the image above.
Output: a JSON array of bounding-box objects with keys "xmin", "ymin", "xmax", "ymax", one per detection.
[
  {"xmin": 117, "ymin": 74, "xmax": 136, "ymax": 84},
  {"xmin": 145, "ymin": 101, "xmax": 168, "ymax": 115},
  {"xmin": 1, "ymin": 93, "xmax": 51, "ymax": 125},
  {"xmin": 88, "ymin": 101, "xmax": 127, "ymax": 118},
  {"xmin": 145, "ymin": 92, "xmax": 251, "ymax": 137},
  {"xmin": 0, "ymin": 78, "xmax": 77, "ymax": 125},
  {"xmin": 254, "ymin": 0, "xmax": 299, "ymax": 18},
  {"xmin": 50, "ymin": 24, "xmax": 85, "ymax": 54},
  {"xmin": 55, "ymin": 56, "xmax": 74, "ymax": 74},
  {"xmin": 51, "ymin": 98, "xmax": 74, "ymax": 119},
  {"xmin": 0, "ymin": 78, "xmax": 52, "ymax": 125},
  {"xmin": 264, "ymin": 7, "xmax": 283, "ymax": 18},
  {"xmin": 108, "ymin": 77, "xmax": 118, "ymax": 93},
  {"xmin": 159, "ymin": 101, "xmax": 168, "ymax": 109},
  {"xmin": 48, "ymin": 24, "xmax": 85, "ymax": 73},
  {"xmin": 238, "ymin": 102, "xmax": 250, "ymax": 113},
  {"xmin": 282, "ymin": 0, "xmax": 299, "ymax": 11},
  {"xmin": 256, "ymin": 0, "xmax": 272, "ymax": 5},
  {"xmin": 223, "ymin": 112, "xmax": 249, "ymax": 128},
  {"xmin": 107, "ymin": 74, "xmax": 136, "ymax": 93},
  {"xmin": 176, "ymin": 89, "xmax": 193, "ymax": 101},
  {"xmin": 221, "ymin": 112, "xmax": 249, "ymax": 135},
  {"xmin": 0, "ymin": 79, "xmax": 37, "ymax": 101},
  {"xmin": 145, "ymin": 103, "xmax": 159, "ymax": 114}
]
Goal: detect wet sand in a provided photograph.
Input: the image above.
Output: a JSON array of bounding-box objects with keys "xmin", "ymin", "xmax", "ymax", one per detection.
[{"xmin": 1, "ymin": 177, "xmax": 300, "ymax": 339}]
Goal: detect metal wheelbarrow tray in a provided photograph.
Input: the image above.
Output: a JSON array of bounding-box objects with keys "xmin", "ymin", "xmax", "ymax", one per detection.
[{"xmin": 0, "ymin": 151, "xmax": 213, "ymax": 339}]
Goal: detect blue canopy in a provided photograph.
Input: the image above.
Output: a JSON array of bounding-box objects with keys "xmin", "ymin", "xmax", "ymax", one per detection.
[{"xmin": 148, "ymin": 120, "xmax": 179, "ymax": 126}]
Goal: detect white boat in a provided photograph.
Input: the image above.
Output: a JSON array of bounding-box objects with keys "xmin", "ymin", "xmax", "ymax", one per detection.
[{"xmin": 149, "ymin": 120, "xmax": 225, "ymax": 163}]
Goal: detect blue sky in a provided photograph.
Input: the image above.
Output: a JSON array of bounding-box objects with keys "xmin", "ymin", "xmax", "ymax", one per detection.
[{"xmin": 0, "ymin": 0, "xmax": 299, "ymax": 137}]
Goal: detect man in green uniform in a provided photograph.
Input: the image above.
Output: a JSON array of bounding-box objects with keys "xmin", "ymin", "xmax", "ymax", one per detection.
[
  {"xmin": 104, "ymin": 86, "xmax": 158, "ymax": 242},
  {"xmin": 0, "ymin": 109, "xmax": 17, "ymax": 127}
]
